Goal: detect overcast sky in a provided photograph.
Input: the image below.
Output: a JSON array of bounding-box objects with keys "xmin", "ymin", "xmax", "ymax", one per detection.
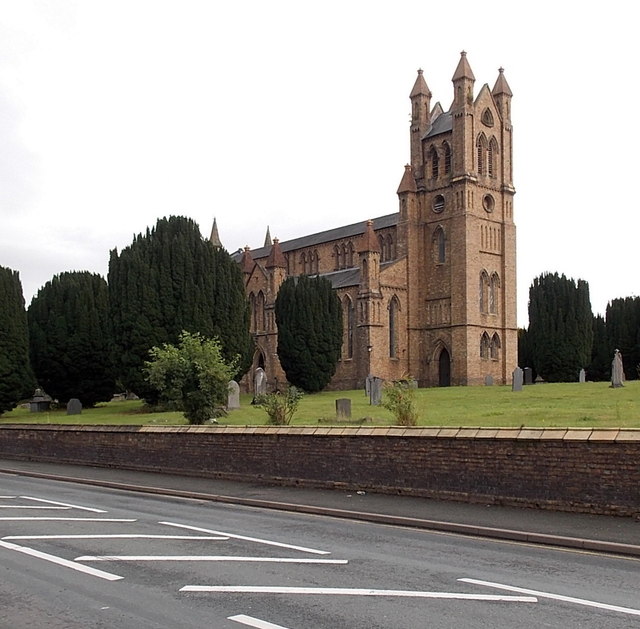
[{"xmin": 1, "ymin": 1, "xmax": 636, "ymax": 326}]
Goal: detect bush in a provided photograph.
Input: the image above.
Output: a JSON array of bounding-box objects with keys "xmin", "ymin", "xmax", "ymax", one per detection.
[
  {"xmin": 382, "ymin": 378, "xmax": 419, "ymax": 426},
  {"xmin": 255, "ymin": 386, "xmax": 303, "ymax": 425}
]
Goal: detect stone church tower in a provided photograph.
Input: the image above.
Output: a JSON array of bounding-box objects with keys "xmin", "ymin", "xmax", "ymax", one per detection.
[{"xmin": 225, "ymin": 52, "xmax": 517, "ymax": 391}]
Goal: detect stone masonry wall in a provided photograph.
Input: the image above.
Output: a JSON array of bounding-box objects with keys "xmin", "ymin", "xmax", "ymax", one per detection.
[{"xmin": 0, "ymin": 425, "xmax": 638, "ymax": 516}]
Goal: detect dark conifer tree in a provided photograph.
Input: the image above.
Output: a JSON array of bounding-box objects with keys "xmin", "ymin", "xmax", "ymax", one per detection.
[
  {"xmin": 588, "ymin": 314, "xmax": 610, "ymax": 381},
  {"xmin": 108, "ymin": 216, "xmax": 251, "ymax": 397},
  {"xmin": 606, "ymin": 297, "xmax": 640, "ymax": 380},
  {"xmin": 527, "ymin": 272, "xmax": 593, "ymax": 382},
  {"xmin": 275, "ymin": 275, "xmax": 342, "ymax": 392},
  {"xmin": 0, "ymin": 266, "xmax": 35, "ymax": 414},
  {"xmin": 28, "ymin": 272, "xmax": 113, "ymax": 407}
]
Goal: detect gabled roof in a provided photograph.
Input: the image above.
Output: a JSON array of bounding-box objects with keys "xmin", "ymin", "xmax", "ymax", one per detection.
[{"xmin": 424, "ymin": 111, "xmax": 452, "ymax": 139}]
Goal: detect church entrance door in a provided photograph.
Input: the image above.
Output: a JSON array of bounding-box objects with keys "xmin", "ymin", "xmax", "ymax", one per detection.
[{"xmin": 438, "ymin": 348, "xmax": 451, "ymax": 387}]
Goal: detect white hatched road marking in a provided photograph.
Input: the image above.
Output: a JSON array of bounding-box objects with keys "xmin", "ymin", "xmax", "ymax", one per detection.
[
  {"xmin": 3, "ymin": 534, "xmax": 228, "ymax": 541},
  {"xmin": 0, "ymin": 517, "xmax": 137, "ymax": 522},
  {"xmin": 0, "ymin": 505, "xmax": 70, "ymax": 509},
  {"xmin": 0, "ymin": 540, "xmax": 123, "ymax": 581},
  {"xmin": 160, "ymin": 521, "xmax": 330, "ymax": 555},
  {"xmin": 21, "ymin": 496, "xmax": 107, "ymax": 513},
  {"xmin": 180, "ymin": 585, "xmax": 537, "ymax": 602},
  {"xmin": 459, "ymin": 578, "xmax": 640, "ymax": 617},
  {"xmin": 76, "ymin": 555, "xmax": 348, "ymax": 564},
  {"xmin": 229, "ymin": 614, "xmax": 292, "ymax": 629}
]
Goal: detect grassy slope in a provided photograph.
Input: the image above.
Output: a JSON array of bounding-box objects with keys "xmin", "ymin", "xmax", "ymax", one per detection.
[{"xmin": 1, "ymin": 381, "xmax": 638, "ymax": 428}]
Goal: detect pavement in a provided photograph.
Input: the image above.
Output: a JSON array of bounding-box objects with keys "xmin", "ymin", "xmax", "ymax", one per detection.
[{"xmin": 1, "ymin": 458, "xmax": 639, "ymax": 558}]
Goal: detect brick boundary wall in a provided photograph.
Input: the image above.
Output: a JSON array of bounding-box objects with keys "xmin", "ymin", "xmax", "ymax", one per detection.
[{"xmin": 1, "ymin": 425, "xmax": 638, "ymax": 516}]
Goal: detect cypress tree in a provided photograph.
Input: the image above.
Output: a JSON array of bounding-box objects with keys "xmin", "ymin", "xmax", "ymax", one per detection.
[
  {"xmin": 275, "ymin": 275, "xmax": 342, "ymax": 392},
  {"xmin": 527, "ymin": 272, "xmax": 593, "ymax": 382},
  {"xmin": 606, "ymin": 297, "xmax": 640, "ymax": 380},
  {"xmin": 108, "ymin": 216, "xmax": 252, "ymax": 397},
  {"xmin": 0, "ymin": 266, "xmax": 35, "ymax": 414},
  {"xmin": 588, "ymin": 314, "xmax": 610, "ymax": 381},
  {"xmin": 28, "ymin": 272, "xmax": 114, "ymax": 407}
]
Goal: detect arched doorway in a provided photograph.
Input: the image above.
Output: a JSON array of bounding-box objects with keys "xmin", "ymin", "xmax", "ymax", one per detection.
[{"xmin": 438, "ymin": 348, "xmax": 451, "ymax": 387}]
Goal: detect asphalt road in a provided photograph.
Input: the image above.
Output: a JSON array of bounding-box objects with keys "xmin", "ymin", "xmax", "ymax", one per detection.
[{"xmin": 1, "ymin": 472, "xmax": 639, "ymax": 629}]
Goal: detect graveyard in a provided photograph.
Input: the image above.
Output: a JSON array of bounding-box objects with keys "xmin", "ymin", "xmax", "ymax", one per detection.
[{"xmin": 2, "ymin": 380, "xmax": 639, "ymax": 428}]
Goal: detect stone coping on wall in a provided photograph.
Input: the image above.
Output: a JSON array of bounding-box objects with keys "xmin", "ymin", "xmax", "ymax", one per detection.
[{"xmin": 2, "ymin": 424, "xmax": 639, "ymax": 441}]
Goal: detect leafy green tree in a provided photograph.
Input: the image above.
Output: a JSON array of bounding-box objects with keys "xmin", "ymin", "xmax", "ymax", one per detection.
[
  {"xmin": 275, "ymin": 275, "xmax": 342, "ymax": 392},
  {"xmin": 108, "ymin": 216, "xmax": 252, "ymax": 398},
  {"xmin": 144, "ymin": 331, "xmax": 236, "ymax": 424},
  {"xmin": 0, "ymin": 267, "xmax": 35, "ymax": 414},
  {"xmin": 606, "ymin": 297, "xmax": 640, "ymax": 380},
  {"xmin": 28, "ymin": 272, "xmax": 113, "ymax": 407},
  {"xmin": 527, "ymin": 272, "xmax": 593, "ymax": 382},
  {"xmin": 255, "ymin": 386, "xmax": 303, "ymax": 425}
]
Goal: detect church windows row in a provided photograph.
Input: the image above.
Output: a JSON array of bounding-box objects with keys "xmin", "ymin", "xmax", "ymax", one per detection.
[
  {"xmin": 389, "ymin": 296, "xmax": 400, "ymax": 358},
  {"xmin": 334, "ymin": 242, "xmax": 355, "ymax": 271},
  {"xmin": 425, "ymin": 142, "xmax": 452, "ymax": 180},
  {"xmin": 300, "ymin": 249, "xmax": 319, "ymax": 275},
  {"xmin": 342, "ymin": 296, "xmax": 355, "ymax": 359},
  {"xmin": 480, "ymin": 332, "xmax": 501, "ymax": 360},
  {"xmin": 480, "ymin": 223, "xmax": 501, "ymax": 251},
  {"xmin": 378, "ymin": 233, "xmax": 396, "ymax": 262},
  {"xmin": 249, "ymin": 291, "xmax": 266, "ymax": 332},
  {"xmin": 479, "ymin": 271, "xmax": 500, "ymax": 315},
  {"xmin": 476, "ymin": 133, "xmax": 499, "ymax": 178}
]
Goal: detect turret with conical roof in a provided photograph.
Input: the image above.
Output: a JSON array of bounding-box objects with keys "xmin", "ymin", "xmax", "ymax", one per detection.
[
  {"xmin": 264, "ymin": 226, "xmax": 272, "ymax": 247},
  {"xmin": 266, "ymin": 237, "xmax": 287, "ymax": 295},
  {"xmin": 492, "ymin": 67, "xmax": 513, "ymax": 123},
  {"xmin": 452, "ymin": 50, "xmax": 475, "ymax": 109},
  {"xmin": 410, "ymin": 68, "xmax": 432, "ymax": 177},
  {"xmin": 209, "ymin": 217, "xmax": 222, "ymax": 249}
]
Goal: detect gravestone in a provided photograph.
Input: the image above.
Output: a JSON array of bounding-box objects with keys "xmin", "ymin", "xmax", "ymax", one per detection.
[
  {"xmin": 254, "ymin": 367, "xmax": 267, "ymax": 396},
  {"xmin": 523, "ymin": 367, "xmax": 533, "ymax": 385},
  {"xmin": 611, "ymin": 349, "xmax": 625, "ymax": 388},
  {"xmin": 365, "ymin": 374, "xmax": 373, "ymax": 398},
  {"xmin": 335, "ymin": 398, "xmax": 351, "ymax": 420},
  {"xmin": 369, "ymin": 376, "xmax": 383, "ymax": 406},
  {"xmin": 579, "ymin": 368, "xmax": 586, "ymax": 383},
  {"xmin": 66, "ymin": 398, "xmax": 82, "ymax": 415},
  {"xmin": 484, "ymin": 375, "xmax": 493, "ymax": 386},
  {"xmin": 227, "ymin": 380, "xmax": 240, "ymax": 409},
  {"xmin": 29, "ymin": 388, "xmax": 51, "ymax": 413},
  {"xmin": 512, "ymin": 366, "xmax": 523, "ymax": 392}
]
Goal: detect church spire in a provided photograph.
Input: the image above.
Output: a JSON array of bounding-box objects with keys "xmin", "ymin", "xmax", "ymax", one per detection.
[
  {"xmin": 264, "ymin": 225, "xmax": 272, "ymax": 247},
  {"xmin": 209, "ymin": 217, "xmax": 222, "ymax": 248},
  {"xmin": 452, "ymin": 51, "xmax": 475, "ymax": 108},
  {"xmin": 492, "ymin": 67, "xmax": 513, "ymax": 122}
]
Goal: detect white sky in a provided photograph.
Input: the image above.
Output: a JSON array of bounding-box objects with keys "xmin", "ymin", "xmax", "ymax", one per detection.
[{"xmin": 0, "ymin": 0, "xmax": 636, "ymax": 326}]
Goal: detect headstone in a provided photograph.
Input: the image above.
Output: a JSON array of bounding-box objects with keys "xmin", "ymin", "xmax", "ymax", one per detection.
[
  {"xmin": 611, "ymin": 349, "xmax": 625, "ymax": 388},
  {"xmin": 227, "ymin": 380, "xmax": 240, "ymax": 409},
  {"xmin": 484, "ymin": 375, "xmax": 493, "ymax": 386},
  {"xmin": 335, "ymin": 398, "xmax": 351, "ymax": 420},
  {"xmin": 66, "ymin": 398, "xmax": 82, "ymax": 415},
  {"xmin": 29, "ymin": 388, "xmax": 51, "ymax": 413},
  {"xmin": 535, "ymin": 375, "xmax": 545, "ymax": 384},
  {"xmin": 523, "ymin": 367, "xmax": 533, "ymax": 385},
  {"xmin": 369, "ymin": 376, "xmax": 383, "ymax": 406},
  {"xmin": 579, "ymin": 368, "xmax": 586, "ymax": 383},
  {"xmin": 365, "ymin": 374, "xmax": 373, "ymax": 398},
  {"xmin": 512, "ymin": 367, "xmax": 523, "ymax": 392},
  {"xmin": 254, "ymin": 367, "xmax": 267, "ymax": 396}
]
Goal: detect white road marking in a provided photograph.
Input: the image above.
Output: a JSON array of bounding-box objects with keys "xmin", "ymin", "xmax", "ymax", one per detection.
[
  {"xmin": 0, "ymin": 496, "xmax": 17, "ymax": 499},
  {"xmin": 180, "ymin": 585, "xmax": 537, "ymax": 601},
  {"xmin": 160, "ymin": 522, "xmax": 330, "ymax": 555},
  {"xmin": 0, "ymin": 517, "xmax": 137, "ymax": 522},
  {"xmin": 459, "ymin": 578, "xmax": 640, "ymax": 617},
  {"xmin": 76, "ymin": 555, "xmax": 348, "ymax": 563},
  {"xmin": 0, "ymin": 505, "xmax": 70, "ymax": 509},
  {"xmin": 3, "ymin": 534, "xmax": 228, "ymax": 540},
  {"xmin": 21, "ymin": 496, "xmax": 107, "ymax": 513},
  {"xmin": 229, "ymin": 614, "xmax": 291, "ymax": 629},
  {"xmin": 0, "ymin": 540, "xmax": 123, "ymax": 581}
]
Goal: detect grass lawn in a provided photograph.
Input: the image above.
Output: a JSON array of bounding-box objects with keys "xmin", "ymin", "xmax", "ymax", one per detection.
[{"xmin": 1, "ymin": 381, "xmax": 639, "ymax": 428}]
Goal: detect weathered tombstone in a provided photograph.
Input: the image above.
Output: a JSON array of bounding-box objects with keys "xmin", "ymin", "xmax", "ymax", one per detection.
[
  {"xmin": 523, "ymin": 367, "xmax": 533, "ymax": 385},
  {"xmin": 365, "ymin": 374, "xmax": 373, "ymax": 398},
  {"xmin": 336, "ymin": 398, "xmax": 351, "ymax": 420},
  {"xmin": 512, "ymin": 367, "xmax": 523, "ymax": 392},
  {"xmin": 579, "ymin": 368, "xmax": 586, "ymax": 383},
  {"xmin": 484, "ymin": 375, "xmax": 493, "ymax": 386},
  {"xmin": 29, "ymin": 388, "xmax": 51, "ymax": 413},
  {"xmin": 611, "ymin": 349, "xmax": 625, "ymax": 388},
  {"xmin": 66, "ymin": 398, "xmax": 82, "ymax": 415},
  {"xmin": 254, "ymin": 367, "xmax": 267, "ymax": 396},
  {"xmin": 227, "ymin": 380, "xmax": 240, "ymax": 409},
  {"xmin": 535, "ymin": 375, "xmax": 545, "ymax": 384},
  {"xmin": 370, "ymin": 376, "xmax": 383, "ymax": 406}
]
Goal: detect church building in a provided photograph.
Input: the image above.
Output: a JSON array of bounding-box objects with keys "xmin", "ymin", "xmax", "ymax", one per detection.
[{"xmin": 221, "ymin": 52, "xmax": 517, "ymax": 392}]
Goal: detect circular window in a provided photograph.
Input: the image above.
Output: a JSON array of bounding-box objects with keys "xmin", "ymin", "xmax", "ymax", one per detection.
[
  {"xmin": 483, "ymin": 194, "xmax": 495, "ymax": 213},
  {"xmin": 433, "ymin": 195, "xmax": 445, "ymax": 213}
]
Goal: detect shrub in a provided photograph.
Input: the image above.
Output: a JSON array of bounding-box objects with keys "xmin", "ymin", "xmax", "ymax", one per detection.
[
  {"xmin": 382, "ymin": 378, "xmax": 419, "ymax": 426},
  {"xmin": 255, "ymin": 386, "xmax": 303, "ymax": 425}
]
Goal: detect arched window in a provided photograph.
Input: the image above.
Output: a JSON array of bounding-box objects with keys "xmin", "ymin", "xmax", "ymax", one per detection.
[
  {"xmin": 480, "ymin": 332, "xmax": 490, "ymax": 359},
  {"xmin": 476, "ymin": 133, "xmax": 487, "ymax": 176},
  {"xmin": 433, "ymin": 227, "xmax": 445, "ymax": 264},
  {"xmin": 249, "ymin": 292, "xmax": 256, "ymax": 331},
  {"xmin": 312, "ymin": 250, "xmax": 319, "ymax": 274},
  {"xmin": 378, "ymin": 235, "xmax": 386, "ymax": 261},
  {"xmin": 389, "ymin": 296, "xmax": 400, "ymax": 358},
  {"xmin": 300, "ymin": 252, "xmax": 307, "ymax": 275},
  {"xmin": 489, "ymin": 137, "xmax": 499, "ymax": 178},
  {"xmin": 343, "ymin": 296, "xmax": 354, "ymax": 359},
  {"xmin": 443, "ymin": 142, "xmax": 452, "ymax": 175},
  {"xmin": 430, "ymin": 146, "xmax": 439, "ymax": 179},
  {"xmin": 479, "ymin": 271, "xmax": 489, "ymax": 314},
  {"xmin": 490, "ymin": 333, "xmax": 501, "ymax": 360},
  {"xmin": 334, "ymin": 245, "xmax": 341, "ymax": 271},
  {"xmin": 256, "ymin": 291, "xmax": 265, "ymax": 332},
  {"xmin": 346, "ymin": 241, "xmax": 355, "ymax": 267},
  {"xmin": 489, "ymin": 273, "xmax": 500, "ymax": 314},
  {"xmin": 386, "ymin": 234, "xmax": 394, "ymax": 260}
]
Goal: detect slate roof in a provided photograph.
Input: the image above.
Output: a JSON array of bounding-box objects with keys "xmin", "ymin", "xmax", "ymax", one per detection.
[
  {"xmin": 233, "ymin": 212, "xmax": 399, "ymax": 262},
  {"xmin": 424, "ymin": 111, "xmax": 452, "ymax": 139}
]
